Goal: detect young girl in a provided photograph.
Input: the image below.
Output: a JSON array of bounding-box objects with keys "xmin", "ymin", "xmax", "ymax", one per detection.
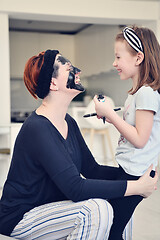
[{"xmin": 94, "ymin": 26, "xmax": 160, "ymax": 239}]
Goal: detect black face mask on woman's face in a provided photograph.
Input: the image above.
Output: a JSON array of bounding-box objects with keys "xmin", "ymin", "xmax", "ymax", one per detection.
[{"xmin": 57, "ymin": 55, "xmax": 85, "ymax": 92}]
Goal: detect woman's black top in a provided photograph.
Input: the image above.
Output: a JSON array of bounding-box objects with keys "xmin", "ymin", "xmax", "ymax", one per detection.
[{"xmin": 0, "ymin": 112, "xmax": 127, "ymax": 235}]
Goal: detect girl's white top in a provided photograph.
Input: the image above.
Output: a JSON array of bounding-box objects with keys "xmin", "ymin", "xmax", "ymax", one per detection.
[{"xmin": 116, "ymin": 86, "xmax": 160, "ymax": 176}]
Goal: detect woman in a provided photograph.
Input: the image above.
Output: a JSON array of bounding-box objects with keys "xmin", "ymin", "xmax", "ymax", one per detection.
[{"xmin": 0, "ymin": 49, "xmax": 158, "ymax": 240}]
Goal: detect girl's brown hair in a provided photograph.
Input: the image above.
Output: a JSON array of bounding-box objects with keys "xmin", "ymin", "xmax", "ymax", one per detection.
[
  {"xmin": 23, "ymin": 51, "xmax": 45, "ymax": 99},
  {"xmin": 116, "ymin": 26, "xmax": 160, "ymax": 94}
]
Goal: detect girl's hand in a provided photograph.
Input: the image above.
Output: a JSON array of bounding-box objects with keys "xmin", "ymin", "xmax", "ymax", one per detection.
[{"xmin": 93, "ymin": 95, "xmax": 114, "ymax": 121}]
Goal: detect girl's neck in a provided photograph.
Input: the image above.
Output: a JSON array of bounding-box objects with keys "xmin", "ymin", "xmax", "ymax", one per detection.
[{"xmin": 132, "ymin": 74, "xmax": 139, "ymax": 91}]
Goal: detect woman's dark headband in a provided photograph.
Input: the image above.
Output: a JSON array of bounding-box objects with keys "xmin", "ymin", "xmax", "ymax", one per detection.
[
  {"xmin": 36, "ymin": 49, "xmax": 59, "ymax": 99},
  {"xmin": 123, "ymin": 27, "xmax": 144, "ymax": 53}
]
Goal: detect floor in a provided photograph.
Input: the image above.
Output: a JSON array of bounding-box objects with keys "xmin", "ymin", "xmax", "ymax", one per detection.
[{"xmin": 132, "ymin": 179, "xmax": 160, "ymax": 240}]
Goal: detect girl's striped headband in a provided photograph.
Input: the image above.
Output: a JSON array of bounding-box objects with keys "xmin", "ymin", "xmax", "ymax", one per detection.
[{"xmin": 123, "ymin": 27, "xmax": 144, "ymax": 53}]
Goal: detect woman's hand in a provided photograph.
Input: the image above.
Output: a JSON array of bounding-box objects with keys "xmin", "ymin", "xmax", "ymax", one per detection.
[
  {"xmin": 137, "ymin": 165, "xmax": 159, "ymax": 198},
  {"xmin": 125, "ymin": 165, "xmax": 159, "ymax": 197}
]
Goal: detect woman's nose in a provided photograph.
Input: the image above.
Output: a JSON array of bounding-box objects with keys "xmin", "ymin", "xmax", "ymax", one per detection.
[{"xmin": 68, "ymin": 62, "xmax": 73, "ymax": 70}]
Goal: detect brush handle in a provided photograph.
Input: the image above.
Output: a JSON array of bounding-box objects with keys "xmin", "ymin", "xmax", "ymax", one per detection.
[{"xmin": 83, "ymin": 108, "xmax": 121, "ymax": 118}]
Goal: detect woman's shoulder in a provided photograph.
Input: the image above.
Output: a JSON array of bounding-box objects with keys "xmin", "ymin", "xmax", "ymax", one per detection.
[
  {"xmin": 66, "ymin": 113, "xmax": 80, "ymax": 131},
  {"xmin": 66, "ymin": 113, "xmax": 77, "ymax": 125},
  {"xmin": 23, "ymin": 112, "xmax": 79, "ymax": 133},
  {"xmin": 22, "ymin": 111, "xmax": 52, "ymax": 133}
]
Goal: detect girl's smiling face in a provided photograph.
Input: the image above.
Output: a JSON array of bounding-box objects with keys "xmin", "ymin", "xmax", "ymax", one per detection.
[{"xmin": 113, "ymin": 40, "xmax": 139, "ymax": 83}]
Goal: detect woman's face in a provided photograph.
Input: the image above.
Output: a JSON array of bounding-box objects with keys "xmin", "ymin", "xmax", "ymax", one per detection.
[{"xmin": 53, "ymin": 54, "xmax": 85, "ymax": 92}]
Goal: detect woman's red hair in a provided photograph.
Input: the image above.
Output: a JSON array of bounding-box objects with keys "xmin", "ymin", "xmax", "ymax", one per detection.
[{"xmin": 23, "ymin": 51, "xmax": 45, "ymax": 99}]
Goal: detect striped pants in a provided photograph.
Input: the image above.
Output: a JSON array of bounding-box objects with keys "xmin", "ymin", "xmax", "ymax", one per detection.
[{"xmin": 11, "ymin": 199, "xmax": 132, "ymax": 240}]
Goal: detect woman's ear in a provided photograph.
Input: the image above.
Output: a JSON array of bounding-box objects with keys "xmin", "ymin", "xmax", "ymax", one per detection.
[
  {"xmin": 50, "ymin": 78, "xmax": 58, "ymax": 91},
  {"xmin": 136, "ymin": 52, "xmax": 144, "ymax": 65}
]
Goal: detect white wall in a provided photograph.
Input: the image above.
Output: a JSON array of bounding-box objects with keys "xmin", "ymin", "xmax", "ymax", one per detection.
[{"xmin": 0, "ymin": 14, "xmax": 10, "ymax": 125}]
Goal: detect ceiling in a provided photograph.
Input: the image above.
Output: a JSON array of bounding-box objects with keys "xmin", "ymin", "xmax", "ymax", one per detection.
[
  {"xmin": 9, "ymin": 19, "xmax": 92, "ymax": 35},
  {"xmin": 9, "ymin": 0, "xmax": 159, "ymax": 35}
]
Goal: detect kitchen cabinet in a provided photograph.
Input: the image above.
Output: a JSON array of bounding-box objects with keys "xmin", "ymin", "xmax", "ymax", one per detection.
[
  {"xmin": 9, "ymin": 31, "xmax": 75, "ymax": 78},
  {"xmin": 75, "ymin": 25, "xmax": 120, "ymax": 77}
]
